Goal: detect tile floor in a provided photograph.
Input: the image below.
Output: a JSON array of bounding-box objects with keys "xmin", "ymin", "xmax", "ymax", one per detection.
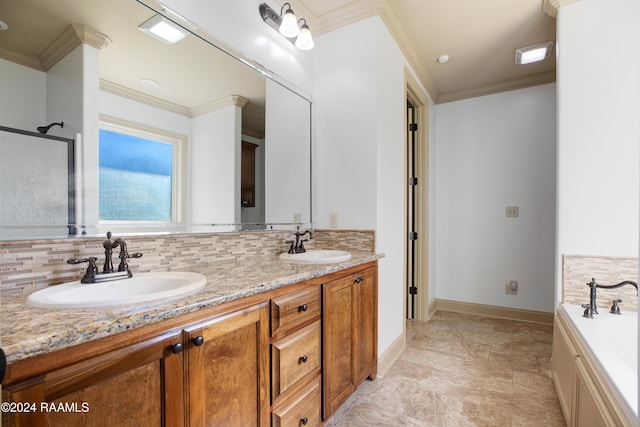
[{"xmin": 326, "ymin": 311, "xmax": 567, "ymax": 427}]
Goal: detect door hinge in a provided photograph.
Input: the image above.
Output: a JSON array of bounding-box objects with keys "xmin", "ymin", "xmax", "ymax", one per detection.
[
  {"xmin": 409, "ymin": 177, "xmax": 418, "ymax": 186},
  {"xmin": 409, "ymin": 123, "xmax": 418, "ymax": 132},
  {"xmin": 409, "ymin": 286, "xmax": 418, "ymax": 295},
  {"xmin": 408, "ymin": 232, "xmax": 418, "ymax": 241}
]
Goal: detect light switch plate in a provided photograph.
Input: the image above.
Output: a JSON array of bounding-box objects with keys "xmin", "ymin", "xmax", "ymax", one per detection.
[{"xmin": 506, "ymin": 206, "xmax": 519, "ymax": 217}]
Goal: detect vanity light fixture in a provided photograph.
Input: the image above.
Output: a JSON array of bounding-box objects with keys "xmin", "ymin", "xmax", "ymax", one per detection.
[
  {"xmin": 259, "ymin": 3, "xmax": 314, "ymax": 50},
  {"xmin": 515, "ymin": 41, "xmax": 553, "ymax": 65},
  {"xmin": 139, "ymin": 14, "xmax": 187, "ymax": 44}
]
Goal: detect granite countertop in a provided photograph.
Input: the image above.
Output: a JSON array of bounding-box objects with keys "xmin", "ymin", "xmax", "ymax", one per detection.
[{"xmin": 1, "ymin": 251, "xmax": 382, "ymax": 364}]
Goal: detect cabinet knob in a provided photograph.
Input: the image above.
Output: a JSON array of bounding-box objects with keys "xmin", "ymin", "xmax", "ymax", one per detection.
[
  {"xmin": 300, "ymin": 417, "xmax": 308, "ymax": 425},
  {"xmin": 170, "ymin": 343, "xmax": 183, "ymax": 354},
  {"xmin": 192, "ymin": 336, "xmax": 204, "ymax": 347},
  {"xmin": 299, "ymin": 304, "xmax": 308, "ymax": 312},
  {"xmin": 355, "ymin": 276, "xmax": 363, "ymax": 284},
  {"xmin": 299, "ymin": 355, "xmax": 308, "ymax": 364}
]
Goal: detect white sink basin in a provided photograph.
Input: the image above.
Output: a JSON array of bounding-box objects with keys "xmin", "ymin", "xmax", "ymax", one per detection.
[
  {"xmin": 280, "ymin": 249, "xmax": 352, "ymax": 264},
  {"xmin": 26, "ymin": 271, "xmax": 207, "ymax": 309}
]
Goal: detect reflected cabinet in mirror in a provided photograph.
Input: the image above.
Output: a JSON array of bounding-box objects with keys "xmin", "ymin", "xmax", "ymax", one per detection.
[{"xmin": 0, "ymin": 0, "xmax": 311, "ymax": 241}]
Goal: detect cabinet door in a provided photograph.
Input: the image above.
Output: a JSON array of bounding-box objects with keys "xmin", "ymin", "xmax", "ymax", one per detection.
[
  {"xmin": 184, "ymin": 302, "xmax": 270, "ymax": 427},
  {"xmin": 573, "ymin": 358, "xmax": 616, "ymax": 427},
  {"xmin": 551, "ymin": 318, "xmax": 577, "ymax": 424},
  {"xmin": 2, "ymin": 330, "xmax": 184, "ymax": 427},
  {"xmin": 322, "ymin": 274, "xmax": 357, "ymax": 419},
  {"xmin": 356, "ymin": 266, "xmax": 377, "ymax": 384}
]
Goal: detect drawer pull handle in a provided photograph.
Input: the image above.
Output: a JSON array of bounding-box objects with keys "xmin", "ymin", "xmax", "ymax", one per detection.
[
  {"xmin": 355, "ymin": 276, "xmax": 363, "ymax": 284},
  {"xmin": 170, "ymin": 343, "xmax": 183, "ymax": 354},
  {"xmin": 192, "ymin": 336, "xmax": 204, "ymax": 347},
  {"xmin": 299, "ymin": 355, "xmax": 308, "ymax": 364},
  {"xmin": 299, "ymin": 304, "xmax": 308, "ymax": 312},
  {"xmin": 300, "ymin": 417, "xmax": 308, "ymax": 425}
]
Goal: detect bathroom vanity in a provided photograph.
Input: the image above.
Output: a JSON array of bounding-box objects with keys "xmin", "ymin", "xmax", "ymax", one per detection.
[{"xmin": 1, "ymin": 255, "xmax": 379, "ymax": 426}]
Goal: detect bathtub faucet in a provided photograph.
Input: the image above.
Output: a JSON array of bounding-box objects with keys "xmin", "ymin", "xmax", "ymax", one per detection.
[{"xmin": 583, "ymin": 278, "xmax": 638, "ymax": 318}]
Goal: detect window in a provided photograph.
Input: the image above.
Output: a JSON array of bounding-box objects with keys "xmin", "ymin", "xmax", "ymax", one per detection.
[{"xmin": 98, "ymin": 118, "xmax": 185, "ymax": 222}]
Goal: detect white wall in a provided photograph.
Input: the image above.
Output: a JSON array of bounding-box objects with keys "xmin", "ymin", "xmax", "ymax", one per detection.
[
  {"xmin": 555, "ymin": 0, "xmax": 640, "ymax": 303},
  {"xmin": 264, "ymin": 79, "xmax": 311, "ymax": 224},
  {"xmin": 434, "ymin": 84, "xmax": 557, "ymax": 313},
  {"xmin": 313, "ymin": 16, "xmax": 410, "ymax": 356},
  {"xmin": 0, "ymin": 59, "xmax": 46, "ymax": 130},
  {"xmin": 191, "ymin": 106, "xmax": 242, "ymax": 224}
]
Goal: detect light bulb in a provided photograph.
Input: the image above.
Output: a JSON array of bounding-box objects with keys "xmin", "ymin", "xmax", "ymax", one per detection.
[
  {"xmin": 295, "ymin": 24, "xmax": 314, "ymax": 50},
  {"xmin": 279, "ymin": 8, "xmax": 299, "ymax": 38}
]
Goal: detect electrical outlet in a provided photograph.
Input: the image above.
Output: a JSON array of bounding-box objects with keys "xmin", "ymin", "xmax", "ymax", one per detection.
[
  {"xmin": 506, "ymin": 206, "xmax": 519, "ymax": 217},
  {"xmin": 329, "ymin": 213, "xmax": 338, "ymax": 228},
  {"xmin": 505, "ymin": 280, "xmax": 518, "ymax": 295},
  {"xmin": 293, "ymin": 213, "xmax": 301, "ymax": 223}
]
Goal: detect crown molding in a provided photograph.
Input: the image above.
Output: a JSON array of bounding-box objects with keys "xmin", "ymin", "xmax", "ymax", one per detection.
[
  {"xmin": 542, "ymin": 0, "xmax": 581, "ymax": 17},
  {"xmin": 191, "ymin": 95, "xmax": 248, "ymax": 117},
  {"xmin": 379, "ymin": 0, "xmax": 439, "ymax": 103},
  {"xmin": 0, "ymin": 44, "xmax": 43, "ymax": 71},
  {"xmin": 100, "ymin": 80, "xmax": 191, "ymax": 117},
  {"xmin": 39, "ymin": 25, "xmax": 111, "ymax": 71},
  {"xmin": 437, "ymin": 71, "xmax": 556, "ymax": 104}
]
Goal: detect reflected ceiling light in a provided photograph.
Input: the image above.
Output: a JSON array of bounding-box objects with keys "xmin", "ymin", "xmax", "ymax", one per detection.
[
  {"xmin": 140, "ymin": 78, "xmax": 160, "ymax": 88},
  {"xmin": 139, "ymin": 14, "xmax": 187, "ymax": 44},
  {"xmin": 259, "ymin": 3, "xmax": 314, "ymax": 51},
  {"xmin": 0, "ymin": 19, "xmax": 8, "ymax": 31},
  {"xmin": 437, "ymin": 54, "xmax": 449, "ymax": 64},
  {"xmin": 515, "ymin": 41, "xmax": 553, "ymax": 65}
]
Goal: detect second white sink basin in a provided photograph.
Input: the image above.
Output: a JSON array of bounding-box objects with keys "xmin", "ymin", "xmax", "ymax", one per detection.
[
  {"xmin": 26, "ymin": 271, "xmax": 207, "ymax": 309},
  {"xmin": 280, "ymin": 249, "xmax": 352, "ymax": 264}
]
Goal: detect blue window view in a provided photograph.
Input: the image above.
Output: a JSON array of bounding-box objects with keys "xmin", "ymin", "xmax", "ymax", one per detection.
[{"xmin": 99, "ymin": 129, "xmax": 173, "ymax": 221}]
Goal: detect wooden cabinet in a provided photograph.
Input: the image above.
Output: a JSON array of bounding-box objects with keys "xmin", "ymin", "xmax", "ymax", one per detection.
[
  {"xmin": 184, "ymin": 302, "xmax": 270, "ymax": 427},
  {"xmin": 573, "ymin": 358, "xmax": 616, "ymax": 427},
  {"xmin": 551, "ymin": 309, "xmax": 633, "ymax": 427},
  {"xmin": 2, "ymin": 262, "xmax": 378, "ymax": 427},
  {"xmin": 241, "ymin": 141, "xmax": 259, "ymax": 207},
  {"xmin": 551, "ymin": 317, "xmax": 577, "ymax": 422},
  {"xmin": 2, "ymin": 329, "xmax": 185, "ymax": 427},
  {"xmin": 322, "ymin": 266, "xmax": 378, "ymax": 419},
  {"xmin": 270, "ymin": 285, "xmax": 322, "ymax": 425}
]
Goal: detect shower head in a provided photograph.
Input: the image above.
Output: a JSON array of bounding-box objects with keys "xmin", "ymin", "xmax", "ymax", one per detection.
[{"xmin": 37, "ymin": 122, "xmax": 64, "ymax": 134}]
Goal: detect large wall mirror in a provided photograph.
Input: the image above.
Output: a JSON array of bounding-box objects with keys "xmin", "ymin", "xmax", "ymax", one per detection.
[{"xmin": 0, "ymin": 0, "xmax": 312, "ymax": 241}]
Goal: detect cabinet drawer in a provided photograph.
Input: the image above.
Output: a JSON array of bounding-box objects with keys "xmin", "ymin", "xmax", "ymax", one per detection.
[
  {"xmin": 271, "ymin": 285, "xmax": 321, "ymax": 337},
  {"xmin": 272, "ymin": 377, "xmax": 321, "ymax": 427},
  {"xmin": 272, "ymin": 321, "xmax": 321, "ymax": 403}
]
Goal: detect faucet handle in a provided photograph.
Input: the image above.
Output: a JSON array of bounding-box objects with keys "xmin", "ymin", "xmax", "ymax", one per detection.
[
  {"xmin": 67, "ymin": 257, "xmax": 99, "ymax": 283},
  {"xmin": 285, "ymin": 240, "xmax": 296, "ymax": 254},
  {"xmin": 610, "ymin": 299, "xmax": 622, "ymax": 315},
  {"xmin": 581, "ymin": 303, "xmax": 594, "ymax": 319}
]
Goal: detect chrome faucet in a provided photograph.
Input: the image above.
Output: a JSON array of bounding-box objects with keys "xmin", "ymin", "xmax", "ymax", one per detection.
[
  {"xmin": 67, "ymin": 231, "xmax": 142, "ymax": 284},
  {"xmin": 286, "ymin": 230, "xmax": 314, "ymax": 254},
  {"xmin": 582, "ymin": 277, "xmax": 638, "ymax": 318}
]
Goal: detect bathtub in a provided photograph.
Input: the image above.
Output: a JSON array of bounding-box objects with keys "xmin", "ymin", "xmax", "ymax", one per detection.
[{"xmin": 559, "ymin": 303, "xmax": 637, "ymax": 423}]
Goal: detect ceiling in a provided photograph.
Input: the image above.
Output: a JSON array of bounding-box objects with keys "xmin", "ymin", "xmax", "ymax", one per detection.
[
  {"xmin": 288, "ymin": 0, "xmax": 557, "ymax": 103},
  {"xmin": 0, "ymin": 0, "xmax": 267, "ymax": 136},
  {"xmin": 0, "ymin": 0, "xmax": 557, "ymax": 109}
]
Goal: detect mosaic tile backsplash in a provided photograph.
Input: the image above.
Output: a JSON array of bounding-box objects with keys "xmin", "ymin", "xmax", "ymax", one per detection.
[
  {"xmin": 563, "ymin": 254, "xmax": 638, "ymax": 312},
  {"xmin": 0, "ymin": 229, "xmax": 376, "ymax": 294}
]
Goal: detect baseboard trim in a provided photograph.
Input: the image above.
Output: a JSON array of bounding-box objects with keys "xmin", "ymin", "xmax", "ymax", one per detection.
[
  {"xmin": 433, "ymin": 299, "xmax": 554, "ymax": 325},
  {"xmin": 376, "ymin": 329, "xmax": 406, "ymax": 377}
]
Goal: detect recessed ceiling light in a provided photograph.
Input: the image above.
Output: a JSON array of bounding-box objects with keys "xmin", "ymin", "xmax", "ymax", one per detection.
[
  {"xmin": 0, "ymin": 19, "xmax": 8, "ymax": 30},
  {"xmin": 516, "ymin": 41, "xmax": 553, "ymax": 65},
  {"xmin": 140, "ymin": 78, "xmax": 160, "ymax": 88},
  {"xmin": 437, "ymin": 54, "xmax": 449, "ymax": 64},
  {"xmin": 139, "ymin": 15, "xmax": 187, "ymax": 44}
]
